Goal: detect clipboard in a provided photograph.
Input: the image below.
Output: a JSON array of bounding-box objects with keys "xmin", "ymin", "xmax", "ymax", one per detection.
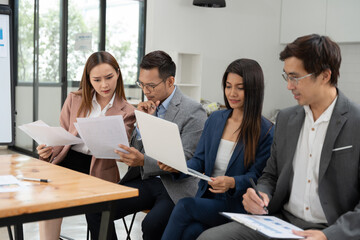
[{"xmin": 220, "ymin": 212, "xmax": 304, "ymax": 239}]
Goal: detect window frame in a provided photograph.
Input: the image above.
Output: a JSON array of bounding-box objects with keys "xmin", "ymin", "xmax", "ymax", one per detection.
[{"xmin": 11, "ymin": 0, "xmax": 146, "ymax": 155}]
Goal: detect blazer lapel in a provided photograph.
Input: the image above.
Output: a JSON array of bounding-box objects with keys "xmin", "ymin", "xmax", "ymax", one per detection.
[
  {"xmin": 105, "ymin": 95, "xmax": 125, "ymax": 116},
  {"xmin": 209, "ymin": 110, "xmax": 232, "ymax": 174},
  {"xmin": 319, "ymin": 92, "xmax": 348, "ymax": 182},
  {"xmin": 284, "ymin": 107, "xmax": 305, "ymax": 188},
  {"xmin": 225, "ymin": 143, "xmax": 244, "ymax": 174},
  {"xmin": 164, "ymin": 88, "xmax": 181, "ymax": 122}
]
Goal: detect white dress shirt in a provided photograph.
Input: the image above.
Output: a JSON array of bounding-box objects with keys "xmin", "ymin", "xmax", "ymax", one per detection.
[
  {"xmin": 71, "ymin": 93, "xmax": 115, "ymax": 155},
  {"xmin": 212, "ymin": 139, "xmax": 235, "ymax": 177},
  {"xmin": 284, "ymin": 97, "xmax": 337, "ymax": 224}
]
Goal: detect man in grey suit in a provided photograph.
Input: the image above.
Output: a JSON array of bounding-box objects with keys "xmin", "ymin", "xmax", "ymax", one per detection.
[
  {"xmin": 198, "ymin": 35, "xmax": 360, "ymax": 240},
  {"xmin": 86, "ymin": 50, "xmax": 207, "ymax": 240}
]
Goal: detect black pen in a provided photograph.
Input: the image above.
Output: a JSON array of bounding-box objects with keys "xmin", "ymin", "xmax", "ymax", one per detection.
[
  {"xmin": 249, "ymin": 178, "xmax": 268, "ymax": 214},
  {"xmin": 19, "ymin": 177, "xmax": 51, "ymax": 183}
]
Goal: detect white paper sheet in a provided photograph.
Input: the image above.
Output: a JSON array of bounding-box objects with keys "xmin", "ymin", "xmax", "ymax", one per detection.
[
  {"xmin": 18, "ymin": 120, "xmax": 83, "ymax": 146},
  {"xmin": 221, "ymin": 212, "xmax": 304, "ymax": 239},
  {"xmin": 75, "ymin": 115, "xmax": 129, "ymax": 159},
  {"xmin": 0, "ymin": 175, "xmax": 26, "ymax": 192}
]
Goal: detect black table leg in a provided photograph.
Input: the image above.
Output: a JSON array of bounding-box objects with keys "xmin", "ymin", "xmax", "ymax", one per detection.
[
  {"xmin": 7, "ymin": 225, "xmax": 13, "ymax": 240},
  {"xmin": 98, "ymin": 202, "xmax": 115, "ymax": 240},
  {"xmin": 14, "ymin": 224, "xmax": 24, "ymax": 240}
]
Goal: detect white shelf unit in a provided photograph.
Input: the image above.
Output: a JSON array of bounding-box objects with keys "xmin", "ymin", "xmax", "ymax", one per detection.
[{"xmin": 170, "ymin": 52, "xmax": 202, "ymax": 102}]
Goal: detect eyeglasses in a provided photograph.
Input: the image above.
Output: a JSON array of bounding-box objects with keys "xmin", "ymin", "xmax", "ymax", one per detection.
[
  {"xmin": 136, "ymin": 79, "xmax": 166, "ymax": 92},
  {"xmin": 282, "ymin": 72, "xmax": 314, "ymax": 86}
]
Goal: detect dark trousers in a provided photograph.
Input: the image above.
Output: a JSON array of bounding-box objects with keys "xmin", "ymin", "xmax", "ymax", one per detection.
[
  {"xmin": 161, "ymin": 197, "xmax": 234, "ymax": 240},
  {"xmin": 86, "ymin": 177, "xmax": 175, "ymax": 240},
  {"xmin": 58, "ymin": 149, "xmax": 91, "ymax": 174}
]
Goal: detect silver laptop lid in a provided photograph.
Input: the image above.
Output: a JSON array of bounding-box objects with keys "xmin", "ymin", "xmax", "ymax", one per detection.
[{"xmin": 134, "ymin": 110, "xmax": 189, "ymax": 173}]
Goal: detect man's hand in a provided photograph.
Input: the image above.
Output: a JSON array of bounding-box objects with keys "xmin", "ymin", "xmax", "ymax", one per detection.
[
  {"xmin": 137, "ymin": 100, "xmax": 160, "ymax": 115},
  {"xmin": 157, "ymin": 161, "xmax": 179, "ymax": 173},
  {"xmin": 115, "ymin": 144, "xmax": 145, "ymax": 167},
  {"xmin": 293, "ymin": 230, "xmax": 327, "ymax": 240},
  {"xmin": 242, "ymin": 188, "xmax": 269, "ymax": 215},
  {"xmin": 208, "ymin": 176, "xmax": 235, "ymax": 193},
  {"xmin": 36, "ymin": 144, "xmax": 53, "ymax": 159}
]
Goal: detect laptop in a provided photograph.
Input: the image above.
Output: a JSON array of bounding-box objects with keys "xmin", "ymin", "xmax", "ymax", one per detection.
[{"xmin": 134, "ymin": 110, "xmax": 212, "ymax": 182}]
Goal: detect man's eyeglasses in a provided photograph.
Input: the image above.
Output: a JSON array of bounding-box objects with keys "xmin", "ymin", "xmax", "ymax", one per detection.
[
  {"xmin": 282, "ymin": 72, "xmax": 314, "ymax": 86},
  {"xmin": 136, "ymin": 79, "xmax": 166, "ymax": 92}
]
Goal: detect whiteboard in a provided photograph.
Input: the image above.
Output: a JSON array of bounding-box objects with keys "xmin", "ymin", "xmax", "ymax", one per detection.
[{"xmin": 0, "ymin": 5, "xmax": 14, "ymax": 145}]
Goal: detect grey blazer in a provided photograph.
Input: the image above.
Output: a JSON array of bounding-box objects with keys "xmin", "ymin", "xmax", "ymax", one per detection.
[
  {"xmin": 257, "ymin": 90, "xmax": 360, "ymax": 240},
  {"xmin": 120, "ymin": 88, "xmax": 208, "ymax": 204}
]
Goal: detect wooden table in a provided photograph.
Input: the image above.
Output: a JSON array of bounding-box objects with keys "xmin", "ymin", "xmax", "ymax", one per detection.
[{"xmin": 0, "ymin": 154, "xmax": 138, "ymax": 240}]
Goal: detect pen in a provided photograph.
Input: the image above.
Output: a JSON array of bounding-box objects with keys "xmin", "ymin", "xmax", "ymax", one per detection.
[
  {"xmin": 19, "ymin": 177, "xmax": 51, "ymax": 183},
  {"xmin": 249, "ymin": 178, "xmax": 268, "ymax": 214}
]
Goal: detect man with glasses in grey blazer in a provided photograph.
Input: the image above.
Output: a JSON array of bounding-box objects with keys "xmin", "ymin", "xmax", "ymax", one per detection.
[
  {"xmin": 86, "ymin": 50, "xmax": 207, "ymax": 240},
  {"xmin": 198, "ymin": 35, "xmax": 360, "ymax": 240}
]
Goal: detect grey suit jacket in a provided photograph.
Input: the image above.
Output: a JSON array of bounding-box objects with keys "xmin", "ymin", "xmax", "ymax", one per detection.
[
  {"xmin": 120, "ymin": 88, "xmax": 207, "ymax": 204},
  {"xmin": 257, "ymin": 90, "xmax": 360, "ymax": 240}
]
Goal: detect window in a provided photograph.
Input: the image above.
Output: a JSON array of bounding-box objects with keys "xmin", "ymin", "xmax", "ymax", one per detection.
[
  {"xmin": 17, "ymin": 0, "xmax": 34, "ymax": 83},
  {"xmin": 106, "ymin": 0, "xmax": 140, "ymax": 85},
  {"xmin": 67, "ymin": 0, "xmax": 100, "ymax": 86},
  {"xmin": 13, "ymin": 0, "xmax": 145, "ymax": 155}
]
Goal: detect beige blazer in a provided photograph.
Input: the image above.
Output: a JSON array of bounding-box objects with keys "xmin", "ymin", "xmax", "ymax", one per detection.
[{"xmin": 44, "ymin": 91, "xmax": 135, "ymax": 183}]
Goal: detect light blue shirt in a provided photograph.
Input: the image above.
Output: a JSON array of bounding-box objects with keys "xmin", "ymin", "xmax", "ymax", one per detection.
[
  {"xmin": 156, "ymin": 86, "xmax": 176, "ymax": 119},
  {"xmin": 136, "ymin": 86, "xmax": 177, "ymax": 139}
]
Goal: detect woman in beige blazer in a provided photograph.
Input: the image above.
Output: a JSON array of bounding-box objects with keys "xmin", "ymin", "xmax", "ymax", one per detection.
[{"xmin": 36, "ymin": 51, "xmax": 135, "ymax": 240}]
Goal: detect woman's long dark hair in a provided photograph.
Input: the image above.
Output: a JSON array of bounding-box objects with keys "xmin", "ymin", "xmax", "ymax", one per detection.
[
  {"xmin": 76, "ymin": 51, "xmax": 126, "ymax": 117},
  {"xmin": 222, "ymin": 59, "xmax": 264, "ymax": 167}
]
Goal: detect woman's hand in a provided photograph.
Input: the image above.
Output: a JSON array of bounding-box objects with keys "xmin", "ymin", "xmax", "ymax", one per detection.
[
  {"xmin": 208, "ymin": 176, "xmax": 235, "ymax": 193},
  {"xmin": 36, "ymin": 144, "xmax": 53, "ymax": 159},
  {"xmin": 157, "ymin": 161, "xmax": 179, "ymax": 173}
]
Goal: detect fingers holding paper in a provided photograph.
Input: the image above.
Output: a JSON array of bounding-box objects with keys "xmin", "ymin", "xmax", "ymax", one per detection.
[
  {"xmin": 137, "ymin": 100, "xmax": 160, "ymax": 115},
  {"xmin": 242, "ymin": 188, "xmax": 269, "ymax": 215},
  {"xmin": 36, "ymin": 144, "xmax": 53, "ymax": 160},
  {"xmin": 292, "ymin": 230, "xmax": 327, "ymax": 240},
  {"xmin": 157, "ymin": 161, "xmax": 179, "ymax": 173},
  {"xmin": 208, "ymin": 176, "xmax": 235, "ymax": 193},
  {"xmin": 115, "ymin": 144, "xmax": 145, "ymax": 167}
]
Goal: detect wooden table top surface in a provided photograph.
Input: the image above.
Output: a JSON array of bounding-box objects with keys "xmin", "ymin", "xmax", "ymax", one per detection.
[{"xmin": 0, "ymin": 154, "xmax": 138, "ymax": 218}]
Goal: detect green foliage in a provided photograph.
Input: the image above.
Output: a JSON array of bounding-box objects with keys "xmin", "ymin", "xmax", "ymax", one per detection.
[
  {"xmin": 18, "ymin": 0, "xmax": 34, "ymax": 82},
  {"xmin": 17, "ymin": 0, "xmax": 138, "ymax": 85}
]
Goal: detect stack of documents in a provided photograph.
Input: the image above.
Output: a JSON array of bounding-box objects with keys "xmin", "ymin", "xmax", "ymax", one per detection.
[
  {"xmin": 221, "ymin": 212, "xmax": 304, "ymax": 239},
  {"xmin": 19, "ymin": 115, "xmax": 129, "ymax": 159}
]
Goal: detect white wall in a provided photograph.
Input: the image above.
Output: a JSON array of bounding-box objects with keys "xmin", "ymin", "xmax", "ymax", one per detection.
[
  {"xmin": 0, "ymin": 0, "xmax": 8, "ymax": 5},
  {"xmin": 145, "ymin": 0, "xmax": 360, "ymax": 118},
  {"xmin": 338, "ymin": 44, "xmax": 360, "ymax": 104}
]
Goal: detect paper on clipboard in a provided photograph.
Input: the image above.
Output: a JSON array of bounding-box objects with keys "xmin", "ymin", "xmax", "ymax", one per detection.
[
  {"xmin": 18, "ymin": 120, "xmax": 83, "ymax": 146},
  {"xmin": 221, "ymin": 212, "xmax": 304, "ymax": 239},
  {"xmin": 74, "ymin": 115, "xmax": 129, "ymax": 159}
]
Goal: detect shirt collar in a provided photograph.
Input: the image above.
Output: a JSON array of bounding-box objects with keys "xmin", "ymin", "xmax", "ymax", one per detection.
[
  {"xmin": 303, "ymin": 96, "xmax": 338, "ymax": 123},
  {"xmin": 158, "ymin": 86, "xmax": 176, "ymax": 111},
  {"xmin": 92, "ymin": 92, "xmax": 116, "ymax": 108}
]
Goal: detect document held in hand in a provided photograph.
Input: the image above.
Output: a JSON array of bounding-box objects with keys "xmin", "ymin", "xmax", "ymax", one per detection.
[
  {"xmin": 19, "ymin": 120, "xmax": 83, "ymax": 146},
  {"xmin": 221, "ymin": 212, "xmax": 304, "ymax": 239},
  {"xmin": 74, "ymin": 115, "xmax": 129, "ymax": 159}
]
